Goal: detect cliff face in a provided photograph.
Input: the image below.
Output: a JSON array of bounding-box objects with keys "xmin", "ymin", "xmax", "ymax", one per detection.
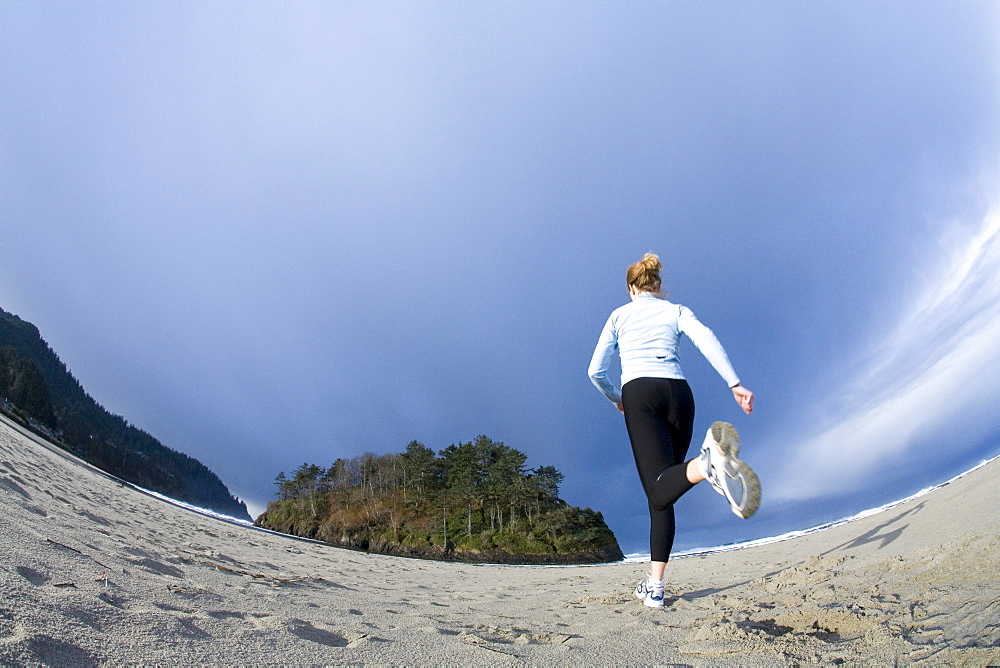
[
  {"xmin": 256, "ymin": 445, "xmax": 624, "ymax": 564},
  {"xmin": 0, "ymin": 307, "xmax": 251, "ymax": 521}
]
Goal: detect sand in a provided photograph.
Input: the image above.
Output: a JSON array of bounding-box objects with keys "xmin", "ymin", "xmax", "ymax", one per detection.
[{"xmin": 1, "ymin": 413, "xmax": 998, "ymax": 666}]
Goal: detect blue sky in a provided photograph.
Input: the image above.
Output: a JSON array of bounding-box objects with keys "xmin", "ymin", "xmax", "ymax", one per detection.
[{"xmin": 3, "ymin": 2, "xmax": 998, "ymax": 554}]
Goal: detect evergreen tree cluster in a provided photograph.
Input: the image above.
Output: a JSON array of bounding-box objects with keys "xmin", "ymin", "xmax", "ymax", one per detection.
[
  {"xmin": 0, "ymin": 346, "xmax": 57, "ymax": 429},
  {"xmin": 258, "ymin": 436, "xmax": 623, "ymax": 564},
  {"xmin": 0, "ymin": 307, "xmax": 250, "ymax": 520},
  {"xmin": 275, "ymin": 437, "xmax": 565, "ymax": 528}
]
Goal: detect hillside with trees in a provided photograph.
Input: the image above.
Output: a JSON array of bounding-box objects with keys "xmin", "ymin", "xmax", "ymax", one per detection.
[
  {"xmin": 256, "ymin": 436, "xmax": 623, "ymax": 564},
  {"xmin": 0, "ymin": 307, "xmax": 250, "ymax": 520}
]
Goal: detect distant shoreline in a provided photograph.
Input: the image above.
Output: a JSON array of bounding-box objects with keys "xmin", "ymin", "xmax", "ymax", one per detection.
[{"xmin": 626, "ymin": 453, "xmax": 1000, "ymax": 563}]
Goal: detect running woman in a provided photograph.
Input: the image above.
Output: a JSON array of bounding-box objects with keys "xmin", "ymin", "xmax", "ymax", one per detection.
[{"xmin": 588, "ymin": 252, "xmax": 761, "ymax": 608}]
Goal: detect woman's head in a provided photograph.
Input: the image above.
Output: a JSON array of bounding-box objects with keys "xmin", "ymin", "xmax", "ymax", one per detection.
[{"xmin": 626, "ymin": 252, "xmax": 663, "ymax": 296}]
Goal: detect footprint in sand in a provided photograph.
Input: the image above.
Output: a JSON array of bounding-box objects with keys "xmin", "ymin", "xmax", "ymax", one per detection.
[
  {"xmin": 15, "ymin": 566, "xmax": 49, "ymax": 586},
  {"xmin": 128, "ymin": 557, "xmax": 186, "ymax": 578},
  {"xmin": 0, "ymin": 476, "xmax": 31, "ymax": 500},
  {"xmin": 285, "ymin": 618, "xmax": 369, "ymax": 647},
  {"xmin": 2, "ymin": 633, "xmax": 100, "ymax": 668},
  {"xmin": 455, "ymin": 623, "xmax": 573, "ymax": 648}
]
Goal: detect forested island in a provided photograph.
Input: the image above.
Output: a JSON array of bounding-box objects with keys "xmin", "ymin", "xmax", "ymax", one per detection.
[
  {"xmin": 0, "ymin": 307, "xmax": 250, "ymax": 520},
  {"xmin": 256, "ymin": 436, "xmax": 624, "ymax": 564}
]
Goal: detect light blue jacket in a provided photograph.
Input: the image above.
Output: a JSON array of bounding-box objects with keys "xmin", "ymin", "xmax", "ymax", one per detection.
[{"xmin": 588, "ymin": 292, "xmax": 740, "ymax": 404}]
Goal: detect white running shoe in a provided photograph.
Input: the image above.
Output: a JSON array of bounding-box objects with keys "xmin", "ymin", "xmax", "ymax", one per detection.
[
  {"xmin": 698, "ymin": 421, "xmax": 761, "ymax": 519},
  {"xmin": 634, "ymin": 577, "xmax": 665, "ymax": 608}
]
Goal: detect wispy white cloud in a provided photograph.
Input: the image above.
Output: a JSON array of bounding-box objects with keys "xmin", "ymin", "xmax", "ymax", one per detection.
[{"xmin": 773, "ymin": 202, "xmax": 1000, "ymax": 501}]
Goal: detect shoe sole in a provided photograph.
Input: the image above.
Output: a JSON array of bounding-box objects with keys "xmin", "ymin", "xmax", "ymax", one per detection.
[
  {"xmin": 721, "ymin": 458, "xmax": 761, "ymax": 519},
  {"xmin": 710, "ymin": 420, "xmax": 740, "ymax": 458},
  {"xmin": 708, "ymin": 421, "xmax": 761, "ymax": 520}
]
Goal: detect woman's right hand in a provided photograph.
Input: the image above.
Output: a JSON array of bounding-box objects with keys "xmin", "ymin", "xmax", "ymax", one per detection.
[{"xmin": 732, "ymin": 384, "xmax": 754, "ymax": 414}]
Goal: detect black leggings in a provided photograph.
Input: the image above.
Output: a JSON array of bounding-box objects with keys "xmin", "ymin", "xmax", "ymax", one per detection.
[{"xmin": 622, "ymin": 377, "xmax": 697, "ymax": 563}]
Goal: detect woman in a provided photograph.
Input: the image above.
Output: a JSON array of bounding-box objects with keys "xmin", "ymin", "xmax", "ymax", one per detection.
[{"xmin": 588, "ymin": 252, "xmax": 760, "ymax": 608}]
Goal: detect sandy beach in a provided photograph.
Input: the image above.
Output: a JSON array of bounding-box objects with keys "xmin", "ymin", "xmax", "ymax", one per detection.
[{"xmin": 1, "ymin": 413, "xmax": 997, "ymax": 666}]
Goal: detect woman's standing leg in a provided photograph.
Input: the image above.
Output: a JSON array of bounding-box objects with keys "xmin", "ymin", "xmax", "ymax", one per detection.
[{"xmin": 622, "ymin": 378, "xmax": 697, "ymax": 575}]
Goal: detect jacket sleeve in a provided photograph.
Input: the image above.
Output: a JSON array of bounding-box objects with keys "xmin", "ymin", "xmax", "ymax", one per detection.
[
  {"xmin": 588, "ymin": 314, "xmax": 622, "ymax": 404},
  {"xmin": 677, "ymin": 306, "xmax": 741, "ymax": 388}
]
